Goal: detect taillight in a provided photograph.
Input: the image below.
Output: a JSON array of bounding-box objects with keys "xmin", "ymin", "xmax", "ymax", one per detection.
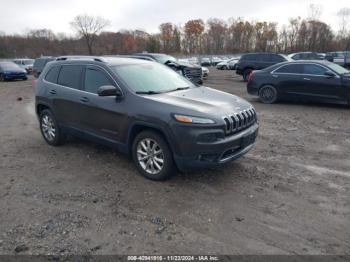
[
  {"xmin": 32, "ymin": 79, "xmax": 38, "ymax": 89},
  {"xmin": 248, "ymin": 71, "xmax": 254, "ymax": 83}
]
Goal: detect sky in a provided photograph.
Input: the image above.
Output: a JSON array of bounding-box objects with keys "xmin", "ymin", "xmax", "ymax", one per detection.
[{"xmin": 0, "ymin": 0, "xmax": 349, "ymax": 35}]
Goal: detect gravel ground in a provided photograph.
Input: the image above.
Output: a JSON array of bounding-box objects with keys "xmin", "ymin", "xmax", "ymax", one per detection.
[{"xmin": 0, "ymin": 68, "xmax": 349, "ymax": 255}]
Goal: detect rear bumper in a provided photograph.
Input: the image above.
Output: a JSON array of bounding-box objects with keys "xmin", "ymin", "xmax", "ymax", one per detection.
[
  {"xmin": 174, "ymin": 123, "xmax": 258, "ymax": 171},
  {"xmin": 247, "ymin": 81, "xmax": 259, "ymax": 95}
]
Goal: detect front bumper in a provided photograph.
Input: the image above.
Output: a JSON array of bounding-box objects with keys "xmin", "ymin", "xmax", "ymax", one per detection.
[{"xmin": 173, "ymin": 123, "xmax": 258, "ymax": 171}]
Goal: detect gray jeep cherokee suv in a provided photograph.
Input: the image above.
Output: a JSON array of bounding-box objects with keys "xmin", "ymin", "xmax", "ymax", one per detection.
[{"xmin": 35, "ymin": 56, "xmax": 258, "ymax": 180}]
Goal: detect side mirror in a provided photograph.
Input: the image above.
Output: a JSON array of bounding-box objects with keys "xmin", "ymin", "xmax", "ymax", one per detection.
[
  {"xmin": 324, "ymin": 71, "xmax": 336, "ymax": 78},
  {"xmin": 97, "ymin": 85, "xmax": 123, "ymax": 97}
]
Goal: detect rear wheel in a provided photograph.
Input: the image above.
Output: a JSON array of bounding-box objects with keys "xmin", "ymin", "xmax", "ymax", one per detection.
[
  {"xmin": 259, "ymin": 85, "xmax": 278, "ymax": 104},
  {"xmin": 132, "ymin": 131, "xmax": 175, "ymax": 181},
  {"xmin": 243, "ymin": 69, "xmax": 252, "ymax": 82},
  {"xmin": 0, "ymin": 74, "xmax": 4, "ymax": 81},
  {"xmin": 39, "ymin": 109, "xmax": 65, "ymax": 146}
]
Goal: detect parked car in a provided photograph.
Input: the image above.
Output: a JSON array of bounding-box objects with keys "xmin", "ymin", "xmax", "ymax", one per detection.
[
  {"xmin": 247, "ymin": 60, "xmax": 350, "ymax": 105},
  {"xmin": 236, "ymin": 53, "xmax": 291, "ymax": 81},
  {"xmin": 33, "ymin": 56, "xmax": 55, "ymax": 78},
  {"xmin": 216, "ymin": 58, "xmax": 240, "ymax": 70},
  {"xmin": 13, "ymin": 58, "xmax": 34, "ymax": 73},
  {"xmin": 35, "ymin": 56, "xmax": 258, "ymax": 180},
  {"xmin": 288, "ymin": 52, "xmax": 324, "ymax": 61},
  {"xmin": 201, "ymin": 57, "xmax": 211, "ymax": 66},
  {"xmin": 325, "ymin": 51, "xmax": 350, "ymax": 68},
  {"xmin": 211, "ymin": 56, "xmax": 223, "ymax": 66},
  {"xmin": 202, "ymin": 66, "xmax": 209, "ymax": 78},
  {"xmin": 188, "ymin": 57, "xmax": 199, "ymax": 65},
  {"xmin": 0, "ymin": 62, "xmax": 27, "ymax": 81},
  {"xmin": 134, "ymin": 53, "xmax": 203, "ymax": 84}
]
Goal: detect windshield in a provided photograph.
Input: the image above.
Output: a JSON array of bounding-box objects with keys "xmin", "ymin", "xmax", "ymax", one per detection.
[
  {"xmin": 112, "ymin": 62, "xmax": 194, "ymax": 93},
  {"xmin": 154, "ymin": 55, "xmax": 177, "ymax": 64},
  {"xmin": 0, "ymin": 62, "xmax": 22, "ymax": 71},
  {"xmin": 328, "ymin": 63, "xmax": 349, "ymax": 75}
]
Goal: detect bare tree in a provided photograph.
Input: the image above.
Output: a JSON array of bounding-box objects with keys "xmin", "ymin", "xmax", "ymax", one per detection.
[
  {"xmin": 70, "ymin": 14, "xmax": 110, "ymax": 55},
  {"xmin": 308, "ymin": 4, "xmax": 323, "ymax": 21},
  {"xmin": 337, "ymin": 7, "xmax": 350, "ymax": 49}
]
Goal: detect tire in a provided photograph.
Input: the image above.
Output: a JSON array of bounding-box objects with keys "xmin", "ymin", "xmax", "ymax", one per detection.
[
  {"xmin": 39, "ymin": 109, "xmax": 65, "ymax": 146},
  {"xmin": 0, "ymin": 74, "xmax": 5, "ymax": 81},
  {"xmin": 258, "ymin": 85, "xmax": 278, "ymax": 104},
  {"xmin": 222, "ymin": 65, "xmax": 228, "ymax": 70},
  {"xmin": 243, "ymin": 69, "xmax": 252, "ymax": 82},
  {"xmin": 23, "ymin": 77, "xmax": 28, "ymax": 81},
  {"xmin": 132, "ymin": 131, "xmax": 175, "ymax": 181}
]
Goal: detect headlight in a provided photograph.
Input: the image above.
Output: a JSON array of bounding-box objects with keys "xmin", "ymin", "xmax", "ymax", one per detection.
[{"xmin": 174, "ymin": 114, "xmax": 215, "ymax": 124}]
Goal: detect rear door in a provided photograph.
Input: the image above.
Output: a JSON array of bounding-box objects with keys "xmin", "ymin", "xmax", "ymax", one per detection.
[
  {"xmin": 300, "ymin": 63, "xmax": 343, "ymax": 101},
  {"xmin": 80, "ymin": 65, "xmax": 125, "ymax": 142},
  {"xmin": 52, "ymin": 64, "xmax": 84, "ymax": 129},
  {"xmin": 271, "ymin": 63, "xmax": 303, "ymax": 97}
]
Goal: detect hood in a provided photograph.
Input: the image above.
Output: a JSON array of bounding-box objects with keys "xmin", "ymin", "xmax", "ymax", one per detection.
[{"xmin": 143, "ymin": 87, "xmax": 252, "ymax": 118}]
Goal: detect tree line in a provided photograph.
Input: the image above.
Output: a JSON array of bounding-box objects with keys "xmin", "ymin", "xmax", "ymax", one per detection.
[{"xmin": 0, "ymin": 8, "xmax": 349, "ymax": 58}]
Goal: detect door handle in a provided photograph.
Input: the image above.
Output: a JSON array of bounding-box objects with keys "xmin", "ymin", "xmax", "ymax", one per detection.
[
  {"xmin": 303, "ymin": 78, "xmax": 311, "ymax": 81},
  {"xmin": 80, "ymin": 97, "xmax": 89, "ymax": 103},
  {"xmin": 49, "ymin": 89, "xmax": 57, "ymax": 95}
]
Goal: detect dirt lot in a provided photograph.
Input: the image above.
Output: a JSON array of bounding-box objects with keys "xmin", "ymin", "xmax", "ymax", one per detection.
[{"xmin": 0, "ymin": 68, "xmax": 349, "ymax": 255}]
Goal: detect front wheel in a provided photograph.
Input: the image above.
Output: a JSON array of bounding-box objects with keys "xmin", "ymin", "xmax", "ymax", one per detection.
[
  {"xmin": 259, "ymin": 85, "xmax": 278, "ymax": 104},
  {"xmin": 132, "ymin": 131, "xmax": 175, "ymax": 181}
]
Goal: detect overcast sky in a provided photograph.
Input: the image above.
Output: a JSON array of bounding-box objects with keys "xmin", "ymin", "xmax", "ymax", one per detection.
[{"xmin": 0, "ymin": 0, "xmax": 349, "ymax": 35}]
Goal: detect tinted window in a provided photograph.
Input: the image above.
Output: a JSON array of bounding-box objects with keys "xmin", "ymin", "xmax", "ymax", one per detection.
[
  {"xmin": 45, "ymin": 66, "xmax": 60, "ymax": 83},
  {"xmin": 258, "ymin": 54, "xmax": 270, "ymax": 61},
  {"xmin": 84, "ymin": 68, "xmax": 113, "ymax": 94},
  {"xmin": 275, "ymin": 64, "xmax": 302, "ymax": 74},
  {"xmin": 34, "ymin": 59, "xmax": 46, "ymax": 68},
  {"xmin": 270, "ymin": 54, "xmax": 285, "ymax": 62},
  {"xmin": 57, "ymin": 65, "xmax": 83, "ymax": 89},
  {"xmin": 303, "ymin": 64, "xmax": 327, "ymax": 75},
  {"xmin": 243, "ymin": 54, "xmax": 257, "ymax": 61}
]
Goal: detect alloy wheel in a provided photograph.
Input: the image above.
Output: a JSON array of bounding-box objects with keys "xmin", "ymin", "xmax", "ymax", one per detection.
[
  {"xmin": 137, "ymin": 138, "xmax": 164, "ymax": 175},
  {"xmin": 41, "ymin": 114, "xmax": 56, "ymax": 141}
]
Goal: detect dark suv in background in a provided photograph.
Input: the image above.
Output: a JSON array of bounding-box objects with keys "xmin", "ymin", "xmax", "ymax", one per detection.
[
  {"xmin": 35, "ymin": 56, "xmax": 258, "ymax": 180},
  {"xmin": 134, "ymin": 53, "xmax": 203, "ymax": 84},
  {"xmin": 236, "ymin": 53, "xmax": 290, "ymax": 81},
  {"xmin": 33, "ymin": 56, "xmax": 55, "ymax": 78}
]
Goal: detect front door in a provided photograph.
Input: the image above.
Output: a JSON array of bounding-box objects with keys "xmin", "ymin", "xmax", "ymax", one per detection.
[
  {"xmin": 79, "ymin": 65, "xmax": 126, "ymax": 142},
  {"xmin": 300, "ymin": 64, "xmax": 343, "ymax": 102}
]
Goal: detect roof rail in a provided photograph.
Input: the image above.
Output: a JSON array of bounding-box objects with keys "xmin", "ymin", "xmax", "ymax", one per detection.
[{"xmin": 55, "ymin": 56, "xmax": 105, "ymax": 62}]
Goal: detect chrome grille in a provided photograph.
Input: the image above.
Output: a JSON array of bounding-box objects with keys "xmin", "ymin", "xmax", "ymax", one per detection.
[
  {"xmin": 223, "ymin": 108, "xmax": 257, "ymax": 135},
  {"xmin": 183, "ymin": 67, "xmax": 202, "ymax": 83}
]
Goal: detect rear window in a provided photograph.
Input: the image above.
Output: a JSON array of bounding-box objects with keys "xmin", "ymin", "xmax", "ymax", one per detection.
[
  {"xmin": 57, "ymin": 65, "xmax": 83, "ymax": 89},
  {"xmin": 275, "ymin": 64, "xmax": 302, "ymax": 74},
  {"xmin": 45, "ymin": 66, "xmax": 60, "ymax": 84}
]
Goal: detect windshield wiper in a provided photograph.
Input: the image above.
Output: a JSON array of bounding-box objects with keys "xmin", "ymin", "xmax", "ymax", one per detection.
[
  {"xmin": 135, "ymin": 90, "xmax": 162, "ymax": 95},
  {"xmin": 166, "ymin": 87, "xmax": 190, "ymax": 93}
]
